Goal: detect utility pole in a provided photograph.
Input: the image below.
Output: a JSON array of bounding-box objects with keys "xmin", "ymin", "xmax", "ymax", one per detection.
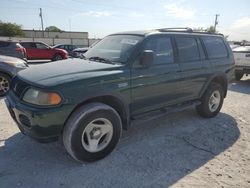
[
  {"xmin": 214, "ymin": 14, "xmax": 219, "ymax": 32},
  {"xmin": 39, "ymin": 8, "xmax": 44, "ymax": 37}
]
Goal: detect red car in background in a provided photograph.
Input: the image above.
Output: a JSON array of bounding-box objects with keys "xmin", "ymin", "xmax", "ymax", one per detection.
[{"xmin": 20, "ymin": 42, "xmax": 68, "ymax": 61}]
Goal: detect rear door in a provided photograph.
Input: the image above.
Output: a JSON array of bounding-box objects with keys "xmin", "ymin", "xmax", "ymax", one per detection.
[
  {"xmin": 21, "ymin": 42, "xmax": 37, "ymax": 59},
  {"xmin": 174, "ymin": 35, "xmax": 210, "ymax": 101},
  {"xmin": 131, "ymin": 35, "xmax": 181, "ymax": 115}
]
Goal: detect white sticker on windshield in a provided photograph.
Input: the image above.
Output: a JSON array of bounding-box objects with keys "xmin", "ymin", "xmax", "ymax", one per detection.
[{"xmin": 121, "ymin": 39, "xmax": 139, "ymax": 45}]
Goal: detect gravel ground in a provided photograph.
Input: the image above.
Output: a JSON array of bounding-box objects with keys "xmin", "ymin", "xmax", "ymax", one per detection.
[{"xmin": 0, "ymin": 76, "xmax": 250, "ymax": 188}]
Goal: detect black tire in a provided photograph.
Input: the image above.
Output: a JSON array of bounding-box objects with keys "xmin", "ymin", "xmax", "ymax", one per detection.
[
  {"xmin": 0, "ymin": 73, "xmax": 11, "ymax": 97},
  {"xmin": 196, "ymin": 83, "xmax": 224, "ymax": 118},
  {"xmin": 235, "ymin": 72, "xmax": 244, "ymax": 81},
  {"xmin": 52, "ymin": 54, "xmax": 63, "ymax": 61},
  {"xmin": 63, "ymin": 102, "xmax": 122, "ymax": 162}
]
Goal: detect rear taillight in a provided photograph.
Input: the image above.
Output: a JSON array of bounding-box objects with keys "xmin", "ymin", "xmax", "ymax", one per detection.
[{"xmin": 16, "ymin": 47, "xmax": 23, "ymax": 52}]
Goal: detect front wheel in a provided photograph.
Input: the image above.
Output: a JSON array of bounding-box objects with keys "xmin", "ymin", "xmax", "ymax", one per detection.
[
  {"xmin": 63, "ymin": 103, "xmax": 122, "ymax": 162},
  {"xmin": 196, "ymin": 83, "xmax": 224, "ymax": 118},
  {"xmin": 52, "ymin": 54, "xmax": 63, "ymax": 61}
]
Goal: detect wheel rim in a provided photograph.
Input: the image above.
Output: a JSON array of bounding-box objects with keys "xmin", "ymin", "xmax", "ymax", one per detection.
[
  {"xmin": 0, "ymin": 76, "xmax": 10, "ymax": 95},
  {"xmin": 55, "ymin": 55, "xmax": 62, "ymax": 60},
  {"xmin": 81, "ymin": 118, "xmax": 113, "ymax": 153},
  {"xmin": 208, "ymin": 90, "xmax": 221, "ymax": 112}
]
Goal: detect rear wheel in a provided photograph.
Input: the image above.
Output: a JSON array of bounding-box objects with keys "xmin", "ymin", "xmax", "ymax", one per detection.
[
  {"xmin": 235, "ymin": 72, "xmax": 244, "ymax": 81},
  {"xmin": 52, "ymin": 54, "xmax": 63, "ymax": 61},
  {"xmin": 196, "ymin": 83, "xmax": 224, "ymax": 118},
  {"xmin": 0, "ymin": 73, "xmax": 11, "ymax": 97},
  {"xmin": 63, "ymin": 102, "xmax": 122, "ymax": 162}
]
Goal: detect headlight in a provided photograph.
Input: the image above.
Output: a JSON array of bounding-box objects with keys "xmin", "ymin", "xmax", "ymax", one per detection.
[
  {"xmin": 22, "ymin": 88, "xmax": 62, "ymax": 106},
  {"xmin": 5, "ymin": 60, "xmax": 28, "ymax": 68},
  {"xmin": 15, "ymin": 63, "xmax": 28, "ymax": 68}
]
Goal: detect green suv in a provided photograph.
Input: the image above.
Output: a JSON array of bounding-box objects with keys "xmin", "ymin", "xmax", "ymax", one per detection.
[{"xmin": 5, "ymin": 28, "xmax": 235, "ymax": 162}]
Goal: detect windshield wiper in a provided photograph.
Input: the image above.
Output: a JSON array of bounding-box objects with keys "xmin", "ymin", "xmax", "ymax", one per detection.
[{"xmin": 88, "ymin": 56, "xmax": 115, "ymax": 64}]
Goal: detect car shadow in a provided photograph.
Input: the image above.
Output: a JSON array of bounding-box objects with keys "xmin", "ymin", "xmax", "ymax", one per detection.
[
  {"xmin": 229, "ymin": 78, "xmax": 250, "ymax": 95},
  {"xmin": 0, "ymin": 109, "xmax": 239, "ymax": 188}
]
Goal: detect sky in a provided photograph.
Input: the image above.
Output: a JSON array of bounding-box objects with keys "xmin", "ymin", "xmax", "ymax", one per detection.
[{"xmin": 0, "ymin": 0, "xmax": 250, "ymax": 41}]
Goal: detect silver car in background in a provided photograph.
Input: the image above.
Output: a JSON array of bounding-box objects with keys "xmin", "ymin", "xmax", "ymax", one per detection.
[
  {"xmin": 0, "ymin": 41, "xmax": 27, "ymax": 60},
  {"xmin": 0, "ymin": 55, "xmax": 28, "ymax": 97},
  {"xmin": 233, "ymin": 46, "xmax": 250, "ymax": 81}
]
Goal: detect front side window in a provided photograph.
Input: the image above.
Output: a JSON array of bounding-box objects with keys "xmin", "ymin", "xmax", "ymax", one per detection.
[
  {"xmin": 85, "ymin": 35, "xmax": 143, "ymax": 64},
  {"xmin": 176, "ymin": 37, "xmax": 200, "ymax": 62},
  {"xmin": 143, "ymin": 36, "xmax": 174, "ymax": 64},
  {"xmin": 202, "ymin": 37, "xmax": 228, "ymax": 59},
  {"xmin": 36, "ymin": 43, "xmax": 49, "ymax": 49}
]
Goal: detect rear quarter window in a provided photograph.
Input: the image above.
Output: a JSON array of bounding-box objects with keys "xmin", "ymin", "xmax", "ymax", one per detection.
[{"xmin": 202, "ymin": 37, "xmax": 228, "ymax": 59}]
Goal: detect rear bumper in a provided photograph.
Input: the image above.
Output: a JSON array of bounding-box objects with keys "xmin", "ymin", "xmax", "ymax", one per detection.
[
  {"xmin": 235, "ymin": 66, "xmax": 250, "ymax": 74},
  {"xmin": 5, "ymin": 92, "xmax": 74, "ymax": 143}
]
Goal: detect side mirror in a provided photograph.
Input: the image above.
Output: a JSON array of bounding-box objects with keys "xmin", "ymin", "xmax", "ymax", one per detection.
[{"xmin": 140, "ymin": 50, "xmax": 154, "ymax": 67}]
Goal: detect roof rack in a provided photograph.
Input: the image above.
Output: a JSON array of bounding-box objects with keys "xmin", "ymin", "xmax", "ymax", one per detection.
[
  {"xmin": 157, "ymin": 27, "xmax": 224, "ymax": 36},
  {"xmin": 157, "ymin": 27, "xmax": 193, "ymax": 32}
]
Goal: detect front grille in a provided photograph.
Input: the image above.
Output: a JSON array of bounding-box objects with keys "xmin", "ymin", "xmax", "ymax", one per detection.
[{"xmin": 11, "ymin": 77, "xmax": 29, "ymax": 98}]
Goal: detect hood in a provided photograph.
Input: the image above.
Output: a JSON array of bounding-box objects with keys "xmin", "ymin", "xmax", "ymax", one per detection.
[
  {"xmin": 0, "ymin": 55, "xmax": 26, "ymax": 65},
  {"xmin": 0, "ymin": 55, "xmax": 28, "ymax": 68},
  {"xmin": 17, "ymin": 58, "xmax": 123, "ymax": 87},
  {"xmin": 52, "ymin": 47, "xmax": 68, "ymax": 54}
]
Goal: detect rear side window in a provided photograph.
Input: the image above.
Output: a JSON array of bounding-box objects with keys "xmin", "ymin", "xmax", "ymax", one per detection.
[
  {"xmin": 0, "ymin": 41, "xmax": 10, "ymax": 47},
  {"xmin": 202, "ymin": 37, "xmax": 228, "ymax": 59},
  {"xmin": 143, "ymin": 37, "xmax": 174, "ymax": 64},
  {"xmin": 21, "ymin": 43, "xmax": 36, "ymax": 48},
  {"xmin": 175, "ymin": 37, "xmax": 200, "ymax": 62}
]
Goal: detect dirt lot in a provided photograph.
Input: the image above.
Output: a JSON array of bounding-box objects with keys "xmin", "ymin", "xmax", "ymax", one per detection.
[{"xmin": 0, "ymin": 76, "xmax": 250, "ymax": 188}]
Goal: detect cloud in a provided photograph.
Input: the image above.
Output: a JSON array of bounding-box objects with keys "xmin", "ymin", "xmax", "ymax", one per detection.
[
  {"xmin": 75, "ymin": 11, "xmax": 112, "ymax": 18},
  {"xmin": 164, "ymin": 3, "xmax": 195, "ymax": 19},
  {"xmin": 231, "ymin": 17, "xmax": 250, "ymax": 29},
  {"xmin": 129, "ymin": 12, "xmax": 145, "ymax": 18}
]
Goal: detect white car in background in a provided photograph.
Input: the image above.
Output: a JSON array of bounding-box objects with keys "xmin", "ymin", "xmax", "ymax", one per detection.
[{"xmin": 233, "ymin": 46, "xmax": 250, "ymax": 81}]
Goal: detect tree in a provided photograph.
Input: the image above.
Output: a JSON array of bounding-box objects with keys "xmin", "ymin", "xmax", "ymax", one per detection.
[
  {"xmin": 45, "ymin": 26, "xmax": 62, "ymax": 32},
  {"xmin": 206, "ymin": 26, "xmax": 216, "ymax": 33},
  {"xmin": 0, "ymin": 21, "xmax": 24, "ymax": 36},
  {"xmin": 193, "ymin": 26, "xmax": 217, "ymax": 33}
]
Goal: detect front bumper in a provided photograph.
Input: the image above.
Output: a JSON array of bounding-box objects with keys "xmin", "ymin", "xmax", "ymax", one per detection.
[{"xmin": 5, "ymin": 92, "xmax": 74, "ymax": 143}]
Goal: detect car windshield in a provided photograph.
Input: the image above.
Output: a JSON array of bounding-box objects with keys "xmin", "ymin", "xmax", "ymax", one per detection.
[{"xmin": 84, "ymin": 35, "xmax": 143, "ymax": 64}]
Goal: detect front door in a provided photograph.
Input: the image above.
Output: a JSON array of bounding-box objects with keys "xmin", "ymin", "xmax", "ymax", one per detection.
[{"xmin": 130, "ymin": 35, "xmax": 181, "ymax": 115}]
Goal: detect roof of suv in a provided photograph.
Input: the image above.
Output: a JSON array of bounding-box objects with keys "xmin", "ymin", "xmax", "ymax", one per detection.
[{"xmin": 111, "ymin": 28, "xmax": 224, "ymax": 38}]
